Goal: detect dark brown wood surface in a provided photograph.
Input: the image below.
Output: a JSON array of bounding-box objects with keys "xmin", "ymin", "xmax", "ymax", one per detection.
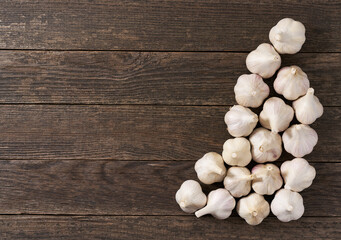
[{"xmin": 0, "ymin": 0, "xmax": 340, "ymax": 239}]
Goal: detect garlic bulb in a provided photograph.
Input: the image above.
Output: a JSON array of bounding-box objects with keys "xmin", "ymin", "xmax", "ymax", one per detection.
[
  {"xmin": 246, "ymin": 43, "xmax": 281, "ymax": 78},
  {"xmin": 195, "ymin": 188, "xmax": 236, "ymax": 220},
  {"xmin": 223, "ymin": 167, "xmax": 253, "ymax": 198},
  {"xmin": 237, "ymin": 193, "xmax": 270, "ymax": 225},
  {"xmin": 194, "ymin": 152, "xmax": 226, "ymax": 185},
  {"xmin": 175, "ymin": 180, "xmax": 207, "ymax": 213},
  {"xmin": 293, "ymin": 88, "xmax": 324, "ymax": 124},
  {"xmin": 271, "ymin": 189, "xmax": 304, "ymax": 222},
  {"xmin": 224, "ymin": 105, "xmax": 258, "ymax": 137},
  {"xmin": 282, "ymin": 124, "xmax": 318, "ymax": 158},
  {"xmin": 281, "ymin": 158, "xmax": 316, "ymax": 192},
  {"xmin": 249, "ymin": 128, "xmax": 282, "ymax": 163},
  {"xmin": 269, "ymin": 18, "xmax": 306, "ymax": 54},
  {"xmin": 274, "ymin": 66, "xmax": 310, "ymax": 100},
  {"xmin": 251, "ymin": 164, "xmax": 283, "ymax": 195},
  {"xmin": 222, "ymin": 138, "xmax": 252, "ymax": 167},
  {"xmin": 259, "ymin": 97, "xmax": 294, "ymax": 133},
  {"xmin": 234, "ymin": 74, "xmax": 270, "ymax": 108}
]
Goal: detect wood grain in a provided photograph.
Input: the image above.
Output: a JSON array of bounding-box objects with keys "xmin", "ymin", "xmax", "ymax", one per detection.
[
  {"xmin": 0, "ymin": 51, "xmax": 339, "ymax": 106},
  {"xmin": 0, "ymin": 1, "xmax": 340, "ymax": 52},
  {"xmin": 0, "ymin": 216, "xmax": 340, "ymax": 240},
  {"xmin": 0, "ymin": 160, "xmax": 339, "ymax": 216},
  {"xmin": 0, "ymin": 105, "xmax": 338, "ymax": 161}
]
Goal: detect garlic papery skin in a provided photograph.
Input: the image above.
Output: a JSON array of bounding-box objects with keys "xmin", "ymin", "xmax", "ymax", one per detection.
[
  {"xmin": 259, "ymin": 97, "xmax": 294, "ymax": 133},
  {"xmin": 274, "ymin": 66, "xmax": 310, "ymax": 100},
  {"xmin": 237, "ymin": 193, "xmax": 270, "ymax": 225},
  {"xmin": 223, "ymin": 167, "xmax": 253, "ymax": 198},
  {"xmin": 251, "ymin": 164, "xmax": 283, "ymax": 195},
  {"xmin": 271, "ymin": 189, "xmax": 304, "ymax": 222},
  {"xmin": 175, "ymin": 180, "xmax": 207, "ymax": 213},
  {"xmin": 246, "ymin": 43, "xmax": 281, "ymax": 78},
  {"xmin": 194, "ymin": 152, "xmax": 226, "ymax": 185},
  {"xmin": 282, "ymin": 124, "xmax": 318, "ymax": 158},
  {"xmin": 222, "ymin": 138, "xmax": 252, "ymax": 167},
  {"xmin": 224, "ymin": 105, "xmax": 258, "ymax": 137},
  {"xmin": 281, "ymin": 158, "xmax": 316, "ymax": 192},
  {"xmin": 234, "ymin": 74, "xmax": 270, "ymax": 108},
  {"xmin": 269, "ymin": 18, "xmax": 306, "ymax": 54},
  {"xmin": 195, "ymin": 188, "xmax": 235, "ymax": 220},
  {"xmin": 249, "ymin": 128, "xmax": 282, "ymax": 163},
  {"xmin": 293, "ymin": 88, "xmax": 324, "ymax": 125}
]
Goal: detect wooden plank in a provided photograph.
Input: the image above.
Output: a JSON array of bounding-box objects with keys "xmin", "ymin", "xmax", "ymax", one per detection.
[
  {"xmin": 0, "ymin": 105, "xmax": 338, "ymax": 161},
  {"xmin": 0, "ymin": 160, "xmax": 339, "ymax": 216},
  {"xmin": 0, "ymin": 51, "xmax": 339, "ymax": 106},
  {"xmin": 0, "ymin": 1, "xmax": 340, "ymax": 52},
  {"xmin": 0, "ymin": 216, "xmax": 340, "ymax": 240}
]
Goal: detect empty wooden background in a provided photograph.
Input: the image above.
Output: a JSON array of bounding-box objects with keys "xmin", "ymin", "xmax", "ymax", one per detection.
[{"xmin": 0, "ymin": 1, "xmax": 340, "ymax": 239}]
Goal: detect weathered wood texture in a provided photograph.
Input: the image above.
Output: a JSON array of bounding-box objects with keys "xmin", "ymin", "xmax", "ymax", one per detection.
[
  {"xmin": 0, "ymin": 216, "xmax": 340, "ymax": 240},
  {"xmin": 0, "ymin": 160, "xmax": 339, "ymax": 216},
  {"xmin": 0, "ymin": 1, "xmax": 340, "ymax": 52},
  {"xmin": 0, "ymin": 105, "xmax": 338, "ymax": 161},
  {"xmin": 0, "ymin": 51, "xmax": 339, "ymax": 106}
]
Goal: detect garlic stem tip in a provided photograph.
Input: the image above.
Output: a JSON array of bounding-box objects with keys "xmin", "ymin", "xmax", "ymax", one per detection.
[
  {"xmin": 231, "ymin": 153, "xmax": 237, "ymax": 158},
  {"xmin": 267, "ymin": 166, "xmax": 273, "ymax": 171},
  {"xmin": 251, "ymin": 91, "xmax": 257, "ymax": 96},
  {"xmin": 251, "ymin": 211, "xmax": 258, "ymax": 217},
  {"xmin": 307, "ymin": 88, "xmax": 315, "ymax": 95},
  {"xmin": 287, "ymin": 205, "xmax": 293, "ymax": 212},
  {"xmin": 295, "ymin": 125, "xmax": 302, "ymax": 130},
  {"xmin": 180, "ymin": 202, "xmax": 187, "ymax": 208},
  {"xmin": 291, "ymin": 67, "xmax": 297, "ymax": 74},
  {"xmin": 259, "ymin": 146, "xmax": 264, "ymax": 152}
]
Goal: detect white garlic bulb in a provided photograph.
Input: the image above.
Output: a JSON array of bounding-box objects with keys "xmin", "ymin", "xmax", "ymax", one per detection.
[
  {"xmin": 195, "ymin": 188, "xmax": 236, "ymax": 220},
  {"xmin": 282, "ymin": 124, "xmax": 318, "ymax": 158},
  {"xmin": 260, "ymin": 97, "xmax": 294, "ymax": 133},
  {"xmin": 222, "ymin": 138, "xmax": 252, "ymax": 167},
  {"xmin": 293, "ymin": 88, "xmax": 324, "ymax": 124},
  {"xmin": 281, "ymin": 158, "xmax": 316, "ymax": 192},
  {"xmin": 223, "ymin": 167, "xmax": 253, "ymax": 198},
  {"xmin": 237, "ymin": 193, "xmax": 270, "ymax": 225},
  {"xmin": 175, "ymin": 180, "xmax": 207, "ymax": 213},
  {"xmin": 251, "ymin": 164, "xmax": 283, "ymax": 195},
  {"xmin": 269, "ymin": 18, "xmax": 306, "ymax": 54},
  {"xmin": 249, "ymin": 128, "xmax": 282, "ymax": 163},
  {"xmin": 194, "ymin": 152, "xmax": 226, "ymax": 185},
  {"xmin": 224, "ymin": 105, "xmax": 258, "ymax": 137},
  {"xmin": 271, "ymin": 189, "xmax": 304, "ymax": 222},
  {"xmin": 234, "ymin": 74, "xmax": 270, "ymax": 108},
  {"xmin": 274, "ymin": 66, "xmax": 310, "ymax": 100},
  {"xmin": 246, "ymin": 43, "xmax": 281, "ymax": 78}
]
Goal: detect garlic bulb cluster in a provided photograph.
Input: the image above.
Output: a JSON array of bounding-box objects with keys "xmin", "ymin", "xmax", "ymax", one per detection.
[
  {"xmin": 271, "ymin": 189, "xmax": 304, "ymax": 222},
  {"xmin": 224, "ymin": 167, "xmax": 253, "ymax": 198},
  {"xmin": 195, "ymin": 189, "xmax": 236, "ymax": 220},
  {"xmin": 222, "ymin": 138, "xmax": 251, "ymax": 167},
  {"xmin": 281, "ymin": 158, "xmax": 316, "ymax": 192},
  {"xmin": 175, "ymin": 180, "xmax": 207, "ymax": 213},
  {"xmin": 194, "ymin": 152, "xmax": 226, "ymax": 185},
  {"xmin": 246, "ymin": 43, "xmax": 281, "ymax": 78},
  {"xmin": 260, "ymin": 97, "xmax": 294, "ymax": 133},
  {"xmin": 269, "ymin": 18, "xmax": 306, "ymax": 54},
  {"xmin": 234, "ymin": 74, "xmax": 270, "ymax": 108},
  {"xmin": 224, "ymin": 105, "xmax": 258, "ymax": 137},
  {"xmin": 282, "ymin": 124, "xmax": 318, "ymax": 158},
  {"xmin": 251, "ymin": 164, "xmax": 283, "ymax": 195},
  {"xmin": 237, "ymin": 193, "xmax": 270, "ymax": 225},
  {"xmin": 175, "ymin": 17, "xmax": 321, "ymax": 225},
  {"xmin": 249, "ymin": 128, "xmax": 282, "ymax": 163},
  {"xmin": 293, "ymin": 88, "xmax": 324, "ymax": 124},
  {"xmin": 274, "ymin": 66, "xmax": 310, "ymax": 100}
]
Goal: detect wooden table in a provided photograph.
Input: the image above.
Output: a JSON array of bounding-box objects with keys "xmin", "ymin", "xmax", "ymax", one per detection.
[{"xmin": 0, "ymin": 1, "xmax": 340, "ymax": 239}]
